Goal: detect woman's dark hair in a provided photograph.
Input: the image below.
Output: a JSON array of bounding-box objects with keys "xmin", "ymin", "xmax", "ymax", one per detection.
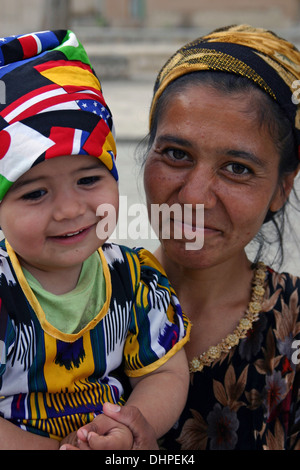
[{"xmin": 141, "ymin": 71, "xmax": 299, "ymax": 267}]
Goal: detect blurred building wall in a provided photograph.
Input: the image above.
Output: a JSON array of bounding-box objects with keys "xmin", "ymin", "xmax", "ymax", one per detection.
[
  {"xmin": 1, "ymin": 0, "xmax": 300, "ymax": 37},
  {"xmin": 0, "ymin": 0, "xmax": 46, "ymax": 35},
  {"xmin": 0, "ymin": 0, "xmax": 101, "ymax": 36},
  {"xmin": 102, "ymin": 0, "xmax": 300, "ymax": 28}
]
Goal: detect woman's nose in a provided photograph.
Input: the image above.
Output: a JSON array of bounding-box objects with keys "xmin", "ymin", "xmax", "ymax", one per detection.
[
  {"xmin": 52, "ymin": 189, "xmax": 86, "ymax": 221},
  {"xmin": 178, "ymin": 164, "xmax": 218, "ymax": 208}
]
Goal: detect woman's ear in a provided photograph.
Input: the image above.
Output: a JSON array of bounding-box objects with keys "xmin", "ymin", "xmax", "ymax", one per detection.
[{"xmin": 269, "ymin": 166, "xmax": 299, "ymax": 212}]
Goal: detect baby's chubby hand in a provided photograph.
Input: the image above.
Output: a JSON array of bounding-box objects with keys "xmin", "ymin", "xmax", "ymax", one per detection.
[{"xmin": 60, "ymin": 404, "xmax": 134, "ymax": 450}]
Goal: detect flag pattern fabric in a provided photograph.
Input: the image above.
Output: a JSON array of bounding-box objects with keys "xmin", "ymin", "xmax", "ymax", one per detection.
[{"xmin": 0, "ymin": 30, "xmax": 117, "ymax": 201}]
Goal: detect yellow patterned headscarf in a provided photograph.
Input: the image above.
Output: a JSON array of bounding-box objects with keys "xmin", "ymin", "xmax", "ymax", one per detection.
[{"xmin": 150, "ymin": 24, "xmax": 300, "ymax": 159}]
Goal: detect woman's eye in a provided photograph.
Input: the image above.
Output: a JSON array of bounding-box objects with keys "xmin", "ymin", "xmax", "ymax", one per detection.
[
  {"xmin": 166, "ymin": 148, "xmax": 188, "ymax": 161},
  {"xmin": 22, "ymin": 189, "xmax": 46, "ymax": 200},
  {"xmin": 78, "ymin": 176, "xmax": 101, "ymax": 185},
  {"xmin": 226, "ymin": 163, "xmax": 251, "ymax": 175}
]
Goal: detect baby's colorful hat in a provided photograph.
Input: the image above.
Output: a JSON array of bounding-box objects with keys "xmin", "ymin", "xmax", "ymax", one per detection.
[{"xmin": 0, "ymin": 29, "xmax": 118, "ymax": 201}]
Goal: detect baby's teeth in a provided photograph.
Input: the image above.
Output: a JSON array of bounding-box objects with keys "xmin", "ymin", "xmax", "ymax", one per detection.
[{"xmin": 66, "ymin": 230, "xmax": 81, "ymax": 237}]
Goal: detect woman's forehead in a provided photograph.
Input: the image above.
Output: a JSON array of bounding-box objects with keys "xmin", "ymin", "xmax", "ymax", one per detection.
[{"xmin": 157, "ymin": 84, "xmax": 261, "ymax": 125}]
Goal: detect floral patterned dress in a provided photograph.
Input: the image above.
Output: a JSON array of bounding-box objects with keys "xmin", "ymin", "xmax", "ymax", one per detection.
[{"xmin": 160, "ymin": 267, "xmax": 300, "ymax": 450}]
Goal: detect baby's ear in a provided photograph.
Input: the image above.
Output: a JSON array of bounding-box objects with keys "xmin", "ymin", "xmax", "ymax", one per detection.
[{"xmin": 269, "ymin": 167, "xmax": 299, "ymax": 212}]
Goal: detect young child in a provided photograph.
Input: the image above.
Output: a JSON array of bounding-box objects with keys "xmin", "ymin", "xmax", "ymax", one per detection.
[{"xmin": 0, "ymin": 30, "xmax": 190, "ymax": 450}]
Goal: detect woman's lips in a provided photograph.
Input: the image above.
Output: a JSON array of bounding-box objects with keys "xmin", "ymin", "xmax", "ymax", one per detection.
[{"xmin": 171, "ymin": 219, "xmax": 221, "ymax": 237}]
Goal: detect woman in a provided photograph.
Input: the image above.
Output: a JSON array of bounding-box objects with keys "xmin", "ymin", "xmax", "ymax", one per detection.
[
  {"xmin": 141, "ymin": 24, "xmax": 300, "ymax": 451},
  {"xmin": 69, "ymin": 24, "xmax": 300, "ymax": 451}
]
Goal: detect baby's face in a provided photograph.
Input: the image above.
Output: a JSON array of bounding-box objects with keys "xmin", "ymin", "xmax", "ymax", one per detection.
[{"xmin": 0, "ymin": 155, "xmax": 119, "ymax": 277}]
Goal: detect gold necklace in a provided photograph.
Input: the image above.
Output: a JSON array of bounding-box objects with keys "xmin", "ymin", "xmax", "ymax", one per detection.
[{"xmin": 189, "ymin": 262, "xmax": 267, "ymax": 373}]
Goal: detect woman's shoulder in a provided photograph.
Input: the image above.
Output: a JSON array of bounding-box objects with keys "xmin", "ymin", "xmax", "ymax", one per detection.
[
  {"xmin": 263, "ymin": 266, "xmax": 300, "ymax": 313},
  {"xmin": 266, "ymin": 267, "xmax": 300, "ymax": 291}
]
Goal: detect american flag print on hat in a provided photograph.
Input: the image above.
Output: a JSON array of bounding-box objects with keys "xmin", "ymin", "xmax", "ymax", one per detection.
[{"xmin": 0, "ymin": 30, "xmax": 118, "ymax": 201}]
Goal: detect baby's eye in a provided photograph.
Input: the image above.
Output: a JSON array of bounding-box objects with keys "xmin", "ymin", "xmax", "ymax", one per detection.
[
  {"xmin": 78, "ymin": 176, "xmax": 101, "ymax": 185},
  {"xmin": 22, "ymin": 189, "xmax": 46, "ymax": 200},
  {"xmin": 225, "ymin": 163, "xmax": 251, "ymax": 175}
]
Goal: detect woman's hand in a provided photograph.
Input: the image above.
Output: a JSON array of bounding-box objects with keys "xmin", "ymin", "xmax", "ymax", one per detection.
[
  {"xmin": 60, "ymin": 412, "xmax": 133, "ymax": 450},
  {"xmin": 100, "ymin": 403, "xmax": 159, "ymax": 450},
  {"xmin": 61, "ymin": 403, "xmax": 159, "ymax": 450},
  {"xmin": 60, "ymin": 403, "xmax": 159, "ymax": 451}
]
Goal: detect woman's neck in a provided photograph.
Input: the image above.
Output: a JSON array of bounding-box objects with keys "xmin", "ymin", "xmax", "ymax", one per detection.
[
  {"xmin": 154, "ymin": 246, "xmax": 253, "ymax": 321},
  {"xmin": 155, "ymin": 246, "xmax": 257, "ymax": 361}
]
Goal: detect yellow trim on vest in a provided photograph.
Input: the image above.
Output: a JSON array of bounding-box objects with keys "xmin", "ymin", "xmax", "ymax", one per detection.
[
  {"xmin": 5, "ymin": 240, "xmax": 112, "ymax": 343},
  {"xmin": 125, "ymin": 332, "xmax": 191, "ymax": 378}
]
